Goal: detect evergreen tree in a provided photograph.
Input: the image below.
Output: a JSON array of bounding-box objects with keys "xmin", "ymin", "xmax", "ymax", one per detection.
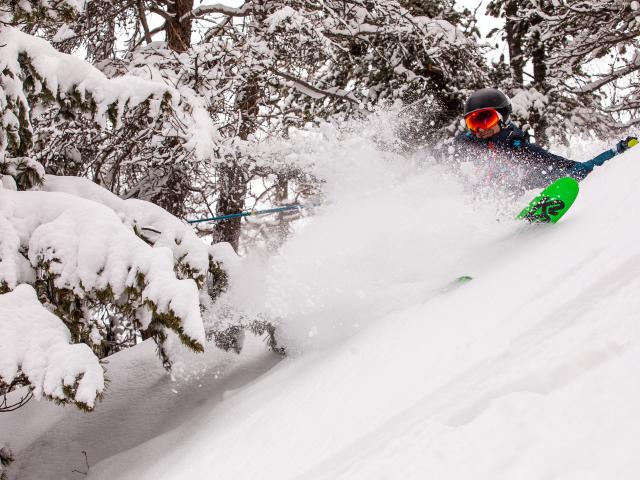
[
  {"xmin": 486, "ymin": 0, "xmax": 633, "ymax": 145},
  {"xmin": 0, "ymin": 3, "xmax": 246, "ymax": 413},
  {"xmin": 13, "ymin": 0, "xmax": 488, "ymax": 251},
  {"xmin": 535, "ymin": 0, "xmax": 640, "ymax": 133}
]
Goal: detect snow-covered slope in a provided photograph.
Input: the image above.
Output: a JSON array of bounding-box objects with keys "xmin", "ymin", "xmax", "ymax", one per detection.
[
  {"xmin": 0, "ymin": 338, "xmax": 281, "ymax": 479},
  {"xmin": 3, "ymin": 134, "xmax": 640, "ymax": 480}
]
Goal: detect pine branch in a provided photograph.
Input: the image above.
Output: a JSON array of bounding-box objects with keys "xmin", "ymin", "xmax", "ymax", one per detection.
[{"xmin": 0, "ymin": 376, "xmax": 34, "ymax": 412}]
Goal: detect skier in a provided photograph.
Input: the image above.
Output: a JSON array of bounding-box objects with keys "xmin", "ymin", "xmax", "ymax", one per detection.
[{"xmin": 452, "ymin": 88, "xmax": 637, "ymax": 193}]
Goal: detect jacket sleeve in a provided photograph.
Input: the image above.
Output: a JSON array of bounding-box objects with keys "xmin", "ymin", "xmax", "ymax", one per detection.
[
  {"xmin": 520, "ymin": 141, "xmax": 617, "ymax": 187},
  {"xmin": 519, "ymin": 141, "xmax": 589, "ymax": 187},
  {"xmin": 578, "ymin": 148, "xmax": 617, "ymax": 173}
]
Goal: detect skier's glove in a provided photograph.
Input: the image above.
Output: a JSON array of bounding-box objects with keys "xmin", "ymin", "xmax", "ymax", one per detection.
[{"xmin": 616, "ymin": 136, "xmax": 639, "ymax": 153}]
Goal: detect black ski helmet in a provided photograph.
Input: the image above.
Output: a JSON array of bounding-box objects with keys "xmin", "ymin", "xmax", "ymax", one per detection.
[{"xmin": 464, "ymin": 88, "xmax": 512, "ymax": 122}]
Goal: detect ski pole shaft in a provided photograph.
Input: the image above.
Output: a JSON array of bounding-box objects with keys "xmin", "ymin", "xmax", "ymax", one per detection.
[{"xmin": 187, "ymin": 204, "xmax": 303, "ymax": 224}]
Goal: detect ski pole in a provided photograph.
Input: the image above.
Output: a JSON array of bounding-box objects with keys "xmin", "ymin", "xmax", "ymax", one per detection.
[{"xmin": 187, "ymin": 204, "xmax": 303, "ymax": 224}]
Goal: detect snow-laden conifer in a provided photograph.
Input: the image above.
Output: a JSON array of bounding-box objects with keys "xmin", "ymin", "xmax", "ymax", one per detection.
[
  {"xmin": 0, "ymin": 4, "xmax": 233, "ymax": 411},
  {"xmin": 0, "ymin": 174, "xmax": 217, "ymax": 404}
]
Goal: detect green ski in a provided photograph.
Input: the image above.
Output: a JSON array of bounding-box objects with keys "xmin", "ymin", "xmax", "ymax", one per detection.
[{"xmin": 516, "ymin": 176, "xmax": 579, "ymax": 224}]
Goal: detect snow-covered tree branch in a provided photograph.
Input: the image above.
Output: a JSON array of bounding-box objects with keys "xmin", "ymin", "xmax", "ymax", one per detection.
[
  {"xmin": 0, "ymin": 178, "xmax": 213, "ymax": 406},
  {"xmin": 0, "ymin": 285, "xmax": 104, "ymax": 410},
  {"xmin": 187, "ymin": 2, "xmax": 253, "ymax": 19}
]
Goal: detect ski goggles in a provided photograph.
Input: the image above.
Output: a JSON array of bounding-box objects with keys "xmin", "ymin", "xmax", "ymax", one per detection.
[{"xmin": 465, "ymin": 108, "xmax": 502, "ymax": 132}]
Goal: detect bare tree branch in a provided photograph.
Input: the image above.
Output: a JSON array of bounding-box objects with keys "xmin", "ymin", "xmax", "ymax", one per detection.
[
  {"xmin": 576, "ymin": 58, "xmax": 640, "ymax": 94},
  {"xmin": 137, "ymin": 0, "xmax": 152, "ymax": 44},
  {"xmin": 149, "ymin": 6, "xmax": 173, "ymax": 22}
]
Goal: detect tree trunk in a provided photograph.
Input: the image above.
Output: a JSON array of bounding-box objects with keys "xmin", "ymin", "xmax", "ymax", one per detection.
[
  {"xmin": 531, "ymin": 29, "xmax": 549, "ymax": 145},
  {"xmin": 266, "ymin": 175, "xmax": 291, "ymax": 251},
  {"xmin": 166, "ymin": 0, "xmax": 194, "ymax": 52},
  {"xmin": 213, "ymin": 162, "xmax": 248, "ymax": 252},
  {"xmin": 505, "ymin": 0, "xmax": 525, "ymax": 87},
  {"xmin": 213, "ymin": 76, "xmax": 260, "ymax": 252}
]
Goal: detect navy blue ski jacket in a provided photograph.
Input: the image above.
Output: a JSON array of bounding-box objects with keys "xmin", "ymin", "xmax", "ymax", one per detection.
[{"xmin": 452, "ymin": 123, "xmax": 617, "ymax": 191}]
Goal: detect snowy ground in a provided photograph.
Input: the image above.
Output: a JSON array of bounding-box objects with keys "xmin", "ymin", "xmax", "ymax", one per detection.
[
  {"xmin": 1, "ymin": 338, "xmax": 281, "ymax": 479},
  {"xmin": 2, "ymin": 129, "xmax": 640, "ymax": 479}
]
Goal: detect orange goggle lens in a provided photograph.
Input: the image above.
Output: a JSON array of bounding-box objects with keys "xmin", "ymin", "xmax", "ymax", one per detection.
[{"xmin": 465, "ymin": 108, "xmax": 501, "ymax": 132}]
